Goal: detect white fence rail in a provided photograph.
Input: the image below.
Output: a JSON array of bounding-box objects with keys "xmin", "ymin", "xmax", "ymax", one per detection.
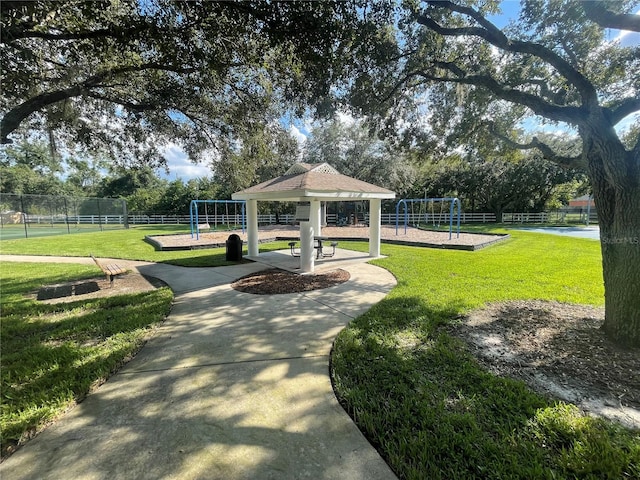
[
  {"xmin": 501, "ymin": 212, "xmax": 549, "ymax": 223},
  {"xmin": 393, "ymin": 212, "xmax": 497, "ymax": 225},
  {"xmin": 15, "ymin": 211, "xmax": 594, "ymax": 227}
]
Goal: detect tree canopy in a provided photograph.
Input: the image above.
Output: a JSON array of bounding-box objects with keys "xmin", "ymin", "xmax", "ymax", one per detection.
[
  {"xmin": 212, "ymin": 122, "xmax": 300, "ymax": 199},
  {"xmin": 303, "ymin": 116, "xmax": 416, "ymax": 195},
  {"xmin": 344, "ymin": 1, "xmax": 639, "ymax": 156},
  {"xmin": 1, "ymin": 0, "xmax": 373, "ymax": 165}
]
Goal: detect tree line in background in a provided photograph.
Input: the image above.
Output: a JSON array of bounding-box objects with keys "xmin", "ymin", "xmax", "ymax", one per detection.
[{"xmin": 1, "ymin": 118, "xmax": 588, "ymax": 218}]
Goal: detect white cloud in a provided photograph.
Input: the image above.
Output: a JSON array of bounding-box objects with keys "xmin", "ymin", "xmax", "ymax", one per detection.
[
  {"xmin": 336, "ymin": 111, "xmax": 356, "ymax": 126},
  {"xmin": 615, "ymin": 112, "xmax": 639, "ymax": 136},
  {"xmin": 161, "ymin": 143, "xmax": 211, "ymax": 181},
  {"xmin": 289, "ymin": 124, "xmax": 307, "ymax": 145}
]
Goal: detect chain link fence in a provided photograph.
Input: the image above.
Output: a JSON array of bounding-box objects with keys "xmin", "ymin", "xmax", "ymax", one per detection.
[{"xmin": 0, "ymin": 193, "xmax": 128, "ymax": 239}]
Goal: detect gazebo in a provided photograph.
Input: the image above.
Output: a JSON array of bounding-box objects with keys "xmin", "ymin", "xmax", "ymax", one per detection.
[{"xmin": 232, "ymin": 163, "xmax": 396, "ymax": 273}]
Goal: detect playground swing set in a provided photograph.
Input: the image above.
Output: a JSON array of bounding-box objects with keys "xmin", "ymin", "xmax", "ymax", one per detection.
[
  {"xmin": 190, "ymin": 200, "xmax": 246, "ymax": 240},
  {"xmin": 395, "ymin": 197, "xmax": 461, "ymax": 240}
]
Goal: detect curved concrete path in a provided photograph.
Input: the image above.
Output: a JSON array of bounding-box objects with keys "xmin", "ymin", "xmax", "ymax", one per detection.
[{"xmin": 0, "ymin": 255, "xmax": 398, "ymax": 480}]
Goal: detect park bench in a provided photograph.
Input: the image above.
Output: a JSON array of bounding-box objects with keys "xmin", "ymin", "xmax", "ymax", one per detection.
[
  {"xmin": 319, "ymin": 240, "xmax": 339, "ymax": 258},
  {"xmin": 288, "ymin": 239, "xmax": 338, "ymax": 259},
  {"xmin": 288, "ymin": 241, "xmax": 300, "ymax": 257},
  {"xmin": 90, "ymin": 254, "xmax": 127, "ymax": 287}
]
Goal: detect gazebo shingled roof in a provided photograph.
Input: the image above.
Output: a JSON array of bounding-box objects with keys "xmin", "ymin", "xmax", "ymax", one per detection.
[{"xmin": 232, "ymin": 162, "xmax": 395, "ymax": 201}]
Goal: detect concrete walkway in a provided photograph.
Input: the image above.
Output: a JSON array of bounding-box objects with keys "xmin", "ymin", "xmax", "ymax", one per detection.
[{"xmin": 0, "ymin": 253, "xmax": 398, "ymax": 480}]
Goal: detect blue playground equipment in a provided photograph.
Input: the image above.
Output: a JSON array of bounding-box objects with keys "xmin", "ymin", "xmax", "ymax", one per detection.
[
  {"xmin": 190, "ymin": 200, "xmax": 246, "ymax": 239},
  {"xmin": 395, "ymin": 197, "xmax": 461, "ymax": 240}
]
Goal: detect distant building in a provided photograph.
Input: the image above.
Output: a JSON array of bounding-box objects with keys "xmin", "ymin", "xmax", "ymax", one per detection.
[{"xmin": 568, "ymin": 195, "xmax": 595, "ymax": 208}]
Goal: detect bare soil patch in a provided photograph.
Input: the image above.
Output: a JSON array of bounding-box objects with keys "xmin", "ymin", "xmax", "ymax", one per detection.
[
  {"xmin": 232, "ymin": 268, "xmax": 350, "ymax": 295},
  {"xmin": 451, "ymin": 300, "xmax": 640, "ymax": 429}
]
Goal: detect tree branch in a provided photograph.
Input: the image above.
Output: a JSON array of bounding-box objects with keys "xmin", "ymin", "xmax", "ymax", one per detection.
[
  {"xmin": 181, "ymin": 111, "xmax": 219, "ymax": 145},
  {"xmin": 2, "ymin": 26, "xmax": 139, "ymax": 44},
  {"xmin": 1, "ymin": 85, "xmax": 87, "ymax": 143},
  {"xmin": 84, "ymin": 93, "xmax": 157, "ymax": 113},
  {"xmin": 1, "ymin": 62, "xmax": 199, "ymax": 143},
  {"xmin": 487, "ymin": 122, "xmax": 586, "ymax": 169},
  {"xmin": 608, "ymin": 97, "xmax": 640, "ymax": 125},
  {"xmin": 418, "ymin": 1, "xmax": 598, "ymax": 104},
  {"xmin": 425, "ymin": 0, "xmax": 510, "ymax": 43},
  {"xmin": 582, "ymin": 3, "xmax": 640, "ymax": 33},
  {"xmin": 633, "ymin": 136, "xmax": 640, "ymax": 160},
  {"xmin": 420, "ymin": 64, "xmax": 585, "ymax": 124}
]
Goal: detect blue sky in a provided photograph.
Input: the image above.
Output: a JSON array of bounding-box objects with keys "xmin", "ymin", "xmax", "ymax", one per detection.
[{"xmin": 161, "ymin": 2, "xmax": 639, "ymax": 181}]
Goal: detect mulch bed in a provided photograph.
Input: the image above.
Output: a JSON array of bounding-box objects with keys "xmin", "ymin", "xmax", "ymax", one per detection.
[{"xmin": 231, "ymin": 268, "xmax": 350, "ymax": 295}]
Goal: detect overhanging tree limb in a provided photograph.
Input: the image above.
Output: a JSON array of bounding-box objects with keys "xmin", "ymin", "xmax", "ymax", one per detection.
[
  {"xmin": 582, "ymin": 2, "xmax": 640, "ymax": 32},
  {"xmin": 1, "ymin": 85, "xmax": 87, "ymax": 144},
  {"xmin": 487, "ymin": 122, "xmax": 586, "ymax": 170},
  {"xmin": 1, "ymin": 62, "xmax": 201, "ymax": 143},
  {"xmin": 1, "ymin": 25, "xmax": 146, "ymax": 44},
  {"xmin": 417, "ymin": 2, "xmax": 598, "ymax": 103},
  {"xmin": 417, "ymin": 65, "xmax": 585, "ymax": 124},
  {"xmin": 84, "ymin": 93, "xmax": 157, "ymax": 113},
  {"xmin": 609, "ymin": 97, "xmax": 640, "ymax": 126}
]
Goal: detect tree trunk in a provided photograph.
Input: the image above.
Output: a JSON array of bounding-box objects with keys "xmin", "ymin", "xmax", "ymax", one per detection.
[
  {"xmin": 596, "ymin": 196, "xmax": 640, "ymax": 347},
  {"xmin": 588, "ymin": 136, "xmax": 640, "ymax": 347}
]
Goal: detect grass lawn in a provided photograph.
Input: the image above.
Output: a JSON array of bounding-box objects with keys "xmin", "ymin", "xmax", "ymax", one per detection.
[
  {"xmin": 0, "ymin": 226, "xmax": 282, "ymax": 456},
  {"xmin": 333, "ymin": 231, "xmax": 639, "ymax": 479},
  {"xmin": 0, "ymin": 225, "xmax": 289, "ymax": 267},
  {"xmin": 0, "ymin": 262, "xmax": 173, "ymax": 457},
  {"xmin": 1, "ymin": 226, "xmax": 637, "ymax": 477}
]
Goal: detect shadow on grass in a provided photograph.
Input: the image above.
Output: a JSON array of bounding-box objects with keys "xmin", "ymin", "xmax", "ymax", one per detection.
[
  {"xmin": 331, "ymin": 295, "xmax": 638, "ymax": 479},
  {"xmin": 156, "ymin": 242, "xmax": 292, "ymax": 267},
  {"xmin": 1, "ymin": 288, "xmax": 173, "ymax": 456}
]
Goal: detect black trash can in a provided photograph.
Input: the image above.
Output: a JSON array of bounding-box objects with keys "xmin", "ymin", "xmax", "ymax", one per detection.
[{"xmin": 226, "ymin": 234, "xmax": 243, "ymax": 261}]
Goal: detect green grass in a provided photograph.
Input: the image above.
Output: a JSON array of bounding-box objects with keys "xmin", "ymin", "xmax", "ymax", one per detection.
[
  {"xmin": 0, "ymin": 225, "xmax": 289, "ymax": 267},
  {"xmin": 332, "ymin": 231, "xmax": 639, "ymax": 479},
  {"xmin": 0, "ymin": 262, "xmax": 174, "ymax": 456},
  {"xmin": 2, "ymin": 225, "xmax": 637, "ymax": 476}
]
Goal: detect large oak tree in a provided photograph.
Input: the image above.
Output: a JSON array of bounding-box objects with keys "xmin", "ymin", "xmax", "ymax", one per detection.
[{"xmin": 347, "ymin": 0, "xmax": 639, "ymax": 345}]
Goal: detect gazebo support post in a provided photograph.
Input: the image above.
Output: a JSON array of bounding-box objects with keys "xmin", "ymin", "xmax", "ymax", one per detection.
[
  {"xmin": 247, "ymin": 199, "xmax": 259, "ymax": 257},
  {"xmin": 310, "ymin": 199, "xmax": 322, "ymax": 238},
  {"xmin": 369, "ymin": 198, "xmax": 382, "ymax": 258},
  {"xmin": 300, "ymin": 221, "xmax": 315, "ymax": 273}
]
